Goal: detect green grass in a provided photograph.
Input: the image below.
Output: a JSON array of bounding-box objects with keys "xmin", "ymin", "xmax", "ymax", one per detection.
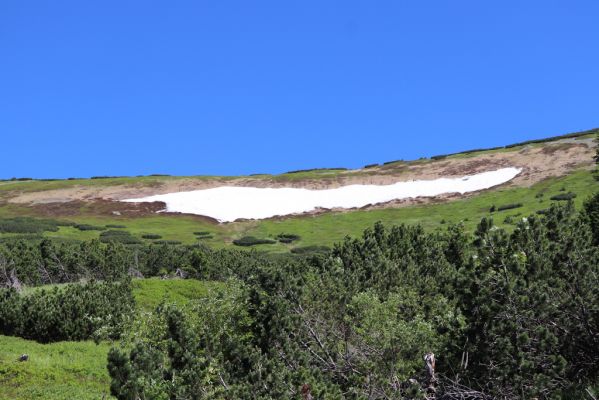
[
  {"xmin": 0, "ymin": 335, "xmax": 113, "ymax": 400},
  {"xmin": 132, "ymin": 278, "xmax": 226, "ymax": 312}
]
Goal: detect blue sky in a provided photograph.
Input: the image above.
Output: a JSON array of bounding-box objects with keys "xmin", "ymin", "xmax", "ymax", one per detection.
[{"xmin": 1, "ymin": 1, "xmax": 598, "ymax": 178}]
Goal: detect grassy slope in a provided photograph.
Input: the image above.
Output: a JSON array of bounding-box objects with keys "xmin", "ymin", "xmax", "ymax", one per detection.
[
  {"xmin": 4, "ymin": 167, "xmax": 592, "ymax": 252},
  {"xmin": 0, "ymin": 278, "xmax": 221, "ymax": 399},
  {"xmin": 0, "ymin": 131, "xmax": 596, "ymax": 251},
  {"xmin": 0, "ymin": 336, "xmax": 112, "ymax": 400},
  {"xmin": 132, "ymin": 278, "xmax": 225, "ymax": 312}
]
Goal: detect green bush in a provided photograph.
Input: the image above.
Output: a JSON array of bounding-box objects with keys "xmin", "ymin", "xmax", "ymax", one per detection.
[
  {"xmin": 276, "ymin": 233, "xmax": 301, "ymax": 243},
  {"xmin": 154, "ymin": 240, "xmax": 182, "ymax": 245},
  {"xmin": 232, "ymin": 236, "xmax": 276, "ymax": 246},
  {"xmin": 550, "ymin": 192, "xmax": 577, "ymax": 201},
  {"xmin": 0, "ymin": 217, "xmax": 61, "ymax": 234},
  {"xmin": 74, "ymin": 224, "xmax": 106, "ymax": 231},
  {"xmin": 141, "ymin": 234, "xmax": 162, "ymax": 240},
  {"xmin": 99, "ymin": 230, "xmax": 141, "ymax": 244},
  {"xmin": 0, "ymin": 280, "xmax": 134, "ymax": 343},
  {"xmin": 490, "ymin": 203, "xmax": 523, "ymax": 213}
]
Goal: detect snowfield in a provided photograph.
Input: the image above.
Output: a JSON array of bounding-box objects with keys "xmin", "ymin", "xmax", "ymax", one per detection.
[{"xmin": 123, "ymin": 167, "xmax": 521, "ymax": 222}]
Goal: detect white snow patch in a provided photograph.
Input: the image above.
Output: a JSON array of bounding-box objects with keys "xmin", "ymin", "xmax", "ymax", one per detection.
[{"xmin": 123, "ymin": 167, "xmax": 521, "ymax": 222}]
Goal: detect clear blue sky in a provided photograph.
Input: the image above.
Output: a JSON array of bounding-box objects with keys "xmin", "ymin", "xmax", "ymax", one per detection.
[{"xmin": 1, "ymin": 1, "xmax": 598, "ymax": 178}]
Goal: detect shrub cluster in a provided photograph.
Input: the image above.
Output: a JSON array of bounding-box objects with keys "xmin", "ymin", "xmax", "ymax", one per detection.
[
  {"xmin": 141, "ymin": 233, "xmax": 162, "ymax": 240},
  {"xmin": 276, "ymin": 233, "xmax": 301, "ymax": 243},
  {"xmin": 550, "ymin": 192, "xmax": 577, "ymax": 201},
  {"xmin": 154, "ymin": 240, "xmax": 182, "ymax": 245},
  {"xmin": 0, "ymin": 217, "xmax": 64, "ymax": 234},
  {"xmin": 194, "ymin": 231, "xmax": 213, "ymax": 240},
  {"xmin": 232, "ymin": 236, "xmax": 276, "ymax": 246},
  {"xmin": 75, "ymin": 224, "xmax": 106, "ymax": 231},
  {"xmin": 100, "ymin": 230, "xmax": 141, "ymax": 245},
  {"xmin": 0, "ymin": 280, "xmax": 134, "ymax": 343},
  {"xmin": 490, "ymin": 202, "xmax": 524, "ymax": 212}
]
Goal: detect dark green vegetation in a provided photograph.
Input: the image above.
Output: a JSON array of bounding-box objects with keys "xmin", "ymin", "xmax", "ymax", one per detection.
[
  {"xmin": 550, "ymin": 192, "xmax": 577, "ymax": 201},
  {"xmin": 232, "ymin": 236, "xmax": 276, "ymax": 246},
  {"xmin": 0, "ymin": 280, "xmax": 133, "ymax": 343},
  {"xmin": 1, "ymin": 196, "xmax": 598, "ymax": 398},
  {"xmin": 490, "ymin": 202, "xmax": 523, "ymax": 212}
]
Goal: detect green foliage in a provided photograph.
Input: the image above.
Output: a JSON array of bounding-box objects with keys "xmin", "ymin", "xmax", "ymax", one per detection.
[
  {"xmin": 0, "ymin": 280, "xmax": 134, "ymax": 343},
  {"xmin": 495, "ymin": 202, "xmax": 523, "ymax": 212},
  {"xmin": 0, "ymin": 217, "xmax": 62, "ymax": 233},
  {"xmin": 74, "ymin": 224, "xmax": 106, "ymax": 231},
  {"xmin": 99, "ymin": 230, "xmax": 141, "ymax": 244},
  {"xmin": 275, "ymin": 233, "xmax": 301, "ymax": 243},
  {"xmin": 583, "ymin": 192, "xmax": 599, "ymax": 245},
  {"xmin": 154, "ymin": 239, "xmax": 182, "ymax": 245},
  {"xmin": 141, "ymin": 233, "xmax": 162, "ymax": 239},
  {"xmin": 550, "ymin": 192, "xmax": 577, "ymax": 201},
  {"xmin": 232, "ymin": 236, "xmax": 276, "ymax": 246}
]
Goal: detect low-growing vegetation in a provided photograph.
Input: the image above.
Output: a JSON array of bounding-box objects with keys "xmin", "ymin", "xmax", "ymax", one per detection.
[
  {"xmin": 550, "ymin": 191, "xmax": 577, "ymax": 201},
  {"xmin": 490, "ymin": 202, "xmax": 523, "ymax": 212},
  {"xmin": 74, "ymin": 224, "xmax": 106, "ymax": 231},
  {"xmin": 99, "ymin": 230, "xmax": 141, "ymax": 244},
  {"xmin": 141, "ymin": 233, "xmax": 162, "ymax": 240},
  {"xmin": 0, "ymin": 280, "xmax": 134, "ymax": 343},
  {"xmin": 232, "ymin": 236, "xmax": 276, "ymax": 246},
  {"xmin": 0, "ymin": 217, "xmax": 64, "ymax": 234},
  {"xmin": 275, "ymin": 233, "xmax": 301, "ymax": 243}
]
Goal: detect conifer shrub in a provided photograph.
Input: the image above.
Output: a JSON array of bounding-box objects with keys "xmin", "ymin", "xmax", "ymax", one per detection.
[
  {"xmin": 141, "ymin": 234, "xmax": 162, "ymax": 240},
  {"xmin": 154, "ymin": 240, "xmax": 182, "ymax": 245},
  {"xmin": 550, "ymin": 192, "xmax": 577, "ymax": 201},
  {"xmin": 276, "ymin": 233, "xmax": 301, "ymax": 243},
  {"xmin": 0, "ymin": 217, "xmax": 61, "ymax": 234},
  {"xmin": 232, "ymin": 236, "xmax": 276, "ymax": 246},
  {"xmin": 0, "ymin": 280, "xmax": 134, "ymax": 343},
  {"xmin": 100, "ymin": 230, "xmax": 141, "ymax": 244},
  {"xmin": 75, "ymin": 224, "xmax": 106, "ymax": 231},
  {"xmin": 496, "ymin": 203, "xmax": 523, "ymax": 212}
]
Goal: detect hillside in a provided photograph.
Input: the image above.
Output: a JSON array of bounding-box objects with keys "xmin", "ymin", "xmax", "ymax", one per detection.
[
  {"xmin": 0, "ymin": 129, "xmax": 596, "ymax": 251},
  {"xmin": 1, "ymin": 128, "xmax": 598, "ymax": 399}
]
